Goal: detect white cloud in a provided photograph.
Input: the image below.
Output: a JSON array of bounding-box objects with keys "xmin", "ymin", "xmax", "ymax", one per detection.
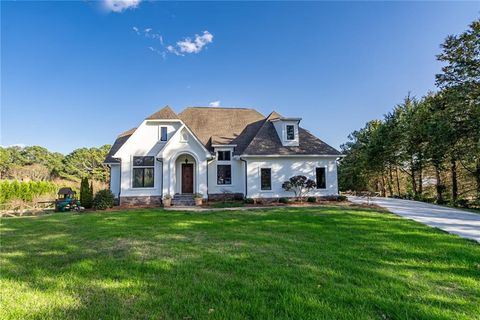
[
  {"xmin": 133, "ymin": 29, "xmax": 214, "ymax": 59},
  {"xmin": 148, "ymin": 46, "xmax": 166, "ymax": 60},
  {"xmin": 209, "ymin": 101, "xmax": 221, "ymax": 107},
  {"xmin": 177, "ymin": 31, "xmax": 213, "ymax": 54},
  {"xmin": 103, "ymin": 0, "xmax": 141, "ymax": 13}
]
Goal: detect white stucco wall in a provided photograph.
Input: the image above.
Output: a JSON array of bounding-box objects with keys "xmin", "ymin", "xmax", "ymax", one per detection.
[
  {"xmin": 109, "ymin": 164, "xmax": 121, "ymax": 198},
  {"xmin": 207, "ymin": 158, "xmax": 245, "ymax": 195},
  {"xmin": 245, "ymin": 157, "xmax": 338, "ymax": 198},
  {"xmin": 114, "ymin": 120, "xmax": 181, "ymax": 197},
  {"xmin": 158, "ymin": 126, "xmax": 209, "ymax": 198}
]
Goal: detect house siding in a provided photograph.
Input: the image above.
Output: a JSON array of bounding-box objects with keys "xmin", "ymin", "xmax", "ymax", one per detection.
[
  {"xmin": 109, "ymin": 164, "xmax": 121, "ymax": 198},
  {"xmin": 245, "ymin": 157, "xmax": 338, "ymax": 199}
]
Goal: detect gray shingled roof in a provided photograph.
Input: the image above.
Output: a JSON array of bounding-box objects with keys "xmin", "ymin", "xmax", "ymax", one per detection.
[
  {"xmin": 178, "ymin": 107, "xmax": 265, "ymax": 155},
  {"xmin": 146, "ymin": 105, "xmax": 178, "ymax": 120},
  {"xmin": 104, "ymin": 106, "xmax": 340, "ymax": 163},
  {"xmin": 104, "ymin": 128, "xmax": 136, "ymax": 163}
]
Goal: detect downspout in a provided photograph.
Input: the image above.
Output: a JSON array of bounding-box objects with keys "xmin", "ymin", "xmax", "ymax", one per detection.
[
  {"xmin": 240, "ymin": 157, "xmax": 248, "ymax": 199},
  {"xmin": 156, "ymin": 158, "xmax": 163, "ymax": 198},
  {"xmin": 206, "ymin": 156, "xmax": 215, "ymax": 200}
]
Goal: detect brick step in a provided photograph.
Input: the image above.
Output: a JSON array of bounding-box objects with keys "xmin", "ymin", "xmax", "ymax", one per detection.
[{"xmin": 172, "ymin": 194, "xmax": 195, "ymax": 206}]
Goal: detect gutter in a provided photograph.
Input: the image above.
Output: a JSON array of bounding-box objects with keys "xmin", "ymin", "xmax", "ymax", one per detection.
[{"xmin": 239, "ymin": 154, "xmax": 344, "ymax": 158}]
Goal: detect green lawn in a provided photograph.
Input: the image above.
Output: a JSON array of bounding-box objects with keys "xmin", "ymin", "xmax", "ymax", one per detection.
[{"xmin": 1, "ymin": 207, "xmax": 479, "ymax": 319}]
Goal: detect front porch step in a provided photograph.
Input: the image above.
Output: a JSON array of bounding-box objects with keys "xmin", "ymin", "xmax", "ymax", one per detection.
[{"xmin": 172, "ymin": 194, "xmax": 195, "ymax": 206}]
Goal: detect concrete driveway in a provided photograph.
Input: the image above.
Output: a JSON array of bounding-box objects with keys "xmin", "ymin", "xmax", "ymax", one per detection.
[{"xmin": 348, "ymin": 196, "xmax": 480, "ymax": 243}]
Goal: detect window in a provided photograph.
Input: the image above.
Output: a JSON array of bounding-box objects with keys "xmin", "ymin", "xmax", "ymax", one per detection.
[
  {"xmin": 286, "ymin": 125, "xmax": 295, "ymax": 140},
  {"xmin": 316, "ymin": 167, "xmax": 326, "ymax": 189},
  {"xmin": 132, "ymin": 156, "xmax": 154, "ymax": 188},
  {"xmin": 260, "ymin": 168, "xmax": 272, "ymax": 190},
  {"xmin": 160, "ymin": 127, "xmax": 167, "ymax": 141},
  {"xmin": 217, "ymin": 150, "xmax": 231, "ymax": 161},
  {"xmin": 217, "ymin": 165, "xmax": 231, "ymax": 185}
]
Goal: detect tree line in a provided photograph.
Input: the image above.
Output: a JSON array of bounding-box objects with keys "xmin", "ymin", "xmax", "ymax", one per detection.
[
  {"xmin": 0, "ymin": 144, "xmax": 111, "ymax": 183},
  {"xmin": 339, "ymin": 19, "xmax": 479, "ymax": 207}
]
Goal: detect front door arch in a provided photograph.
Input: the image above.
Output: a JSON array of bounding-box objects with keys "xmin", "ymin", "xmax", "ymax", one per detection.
[{"xmin": 181, "ymin": 163, "xmax": 194, "ymax": 194}]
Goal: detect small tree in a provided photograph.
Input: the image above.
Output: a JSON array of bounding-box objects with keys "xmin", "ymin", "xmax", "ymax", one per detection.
[
  {"xmin": 80, "ymin": 177, "xmax": 93, "ymax": 208},
  {"xmin": 282, "ymin": 175, "xmax": 317, "ymax": 202},
  {"xmin": 93, "ymin": 189, "xmax": 115, "ymax": 210}
]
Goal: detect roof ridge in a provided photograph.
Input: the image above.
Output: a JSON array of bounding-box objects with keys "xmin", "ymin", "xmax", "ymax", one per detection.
[
  {"xmin": 183, "ymin": 106, "xmax": 255, "ymax": 110},
  {"xmin": 241, "ymin": 117, "xmax": 270, "ymax": 154},
  {"xmin": 146, "ymin": 105, "xmax": 178, "ymax": 120},
  {"xmin": 117, "ymin": 127, "xmax": 136, "ymax": 138}
]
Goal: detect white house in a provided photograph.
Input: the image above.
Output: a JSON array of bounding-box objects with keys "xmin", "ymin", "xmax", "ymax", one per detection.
[{"xmin": 104, "ymin": 106, "xmax": 342, "ymax": 205}]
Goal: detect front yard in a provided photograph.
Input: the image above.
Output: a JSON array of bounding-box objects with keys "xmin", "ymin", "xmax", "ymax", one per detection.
[{"xmin": 1, "ymin": 206, "xmax": 479, "ymax": 319}]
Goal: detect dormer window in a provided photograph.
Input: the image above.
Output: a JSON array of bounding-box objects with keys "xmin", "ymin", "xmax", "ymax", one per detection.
[
  {"xmin": 160, "ymin": 127, "xmax": 167, "ymax": 141},
  {"xmin": 286, "ymin": 125, "xmax": 295, "ymax": 140}
]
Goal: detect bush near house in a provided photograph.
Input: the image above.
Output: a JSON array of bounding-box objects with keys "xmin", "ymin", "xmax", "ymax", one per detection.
[
  {"xmin": 282, "ymin": 175, "xmax": 317, "ymax": 201},
  {"xmin": 279, "ymin": 197, "xmax": 289, "ymax": 204},
  {"xmin": 93, "ymin": 189, "xmax": 115, "ymax": 210}
]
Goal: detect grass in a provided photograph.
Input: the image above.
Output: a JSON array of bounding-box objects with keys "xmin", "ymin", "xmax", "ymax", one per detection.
[
  {"xmin": 1, "ymin": 206, "xmax": 479, "ymax": 319},
  {"xmin": 207, "ymin": 201, "xmax": 245, "ymax": 208}
]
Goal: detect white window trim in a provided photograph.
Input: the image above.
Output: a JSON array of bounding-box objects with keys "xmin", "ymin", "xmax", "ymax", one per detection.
[
  {"xmin": 285, "ymin": 124, "xmax": 295, "ymax": 141},
  {"xmin": 315, "ymin": 166, "xmax": 327, "ymax": 190},
  {"xmin": 214, "ymin": 147, "xmax": 234, "ymax": 186},
  {"xmin": 130, "ymin": 155, "xmax": 156, "ymax": 189},
  {"xmin": 260, "ymin": 167, "xmax": 273, "ymax": 191},
  {"xmin": 160, "ymin": 126, "xmax": 168, "ymax": 142},
  {"xmin": 215, "ymin": 164, "xmax": 232, "ymax": 186}
]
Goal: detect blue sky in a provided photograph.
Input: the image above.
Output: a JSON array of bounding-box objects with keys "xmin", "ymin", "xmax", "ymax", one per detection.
[{"xmin": 1, "ymin": 1, "xmax": 478, "ymax": 154}]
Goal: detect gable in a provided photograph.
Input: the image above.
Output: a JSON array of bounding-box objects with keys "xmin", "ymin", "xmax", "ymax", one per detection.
[{"xmin": 158, "ymin": 124, "xmax": 211, "ymax": 160}]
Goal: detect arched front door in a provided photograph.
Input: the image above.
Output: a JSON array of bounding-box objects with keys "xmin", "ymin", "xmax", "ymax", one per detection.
[{"xmin": 181, "ymin": 163, "xmax": 194, "ymax": 194}]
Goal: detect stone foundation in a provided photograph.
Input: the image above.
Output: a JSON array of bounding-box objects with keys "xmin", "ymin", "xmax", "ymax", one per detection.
[
  {"xmin": 208, "ymin": 193, "xmax": 244, "ymax": 201},
  {"xmin": 252, "ymin": 195, "xmax": 341, "ymax": 204},
  {"xmin": 120, "ymin": 196, "xmax": 162, "ymax": 207}
]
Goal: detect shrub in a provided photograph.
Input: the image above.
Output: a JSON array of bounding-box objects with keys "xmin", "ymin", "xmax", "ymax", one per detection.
[
  {"xmin": 307, "ymin": 197, "xmax": 317, "ymax": 203},
  {"xmin": 282, "ymin": 175, "xmax": 316, "ymax": 201},
  {"xmin": 454, "ymin": 199, "xmax": 469, "ymax": 208},
  {"xmin": 337, "ymin": 195, "xmax": 348, "ymax": 201},
  {"xmin": 93, "ymin": 189, "xmax": 115, "ymax": 210},
  {"xmin": 234, "ymin": 193, "xmax": 244, "ymax": 201},
  {"xmin": 80, "ymin": 177, "xmax": 93, "ymax": 209},
  {"xmin": 244, "ymin": 198, "xmax": 254, "ymax": 204},
  {"xmin": 279, "ymin": 197, "xmax": 289, "ymax": 204},
  {"xmin": 194, "ymin": 193, "xmax": 203, "ymax": 199},
  {"xmin": 0, "ymin": 180, "xmax": 56, "ymax": 204}
]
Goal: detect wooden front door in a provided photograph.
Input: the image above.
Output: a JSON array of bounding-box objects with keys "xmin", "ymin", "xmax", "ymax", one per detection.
[{"xmin": 181, "ymin": 164, "xmax": 194, "ymax": 194}]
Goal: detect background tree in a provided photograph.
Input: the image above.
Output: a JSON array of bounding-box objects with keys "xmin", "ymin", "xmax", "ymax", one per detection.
[{"xmin": 436, "ymin": 18, "xmax": 480, "ymax": 201}]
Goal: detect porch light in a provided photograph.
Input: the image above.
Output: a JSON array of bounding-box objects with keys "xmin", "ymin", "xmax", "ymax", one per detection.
[{"xmin": 184, "ymin": 158, "xmax": 189, "ymax": 165}]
